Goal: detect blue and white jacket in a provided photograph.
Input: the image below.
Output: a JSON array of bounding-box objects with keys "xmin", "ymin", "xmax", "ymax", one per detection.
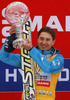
[{"xmin": 0, "ymin": 44, "xmax": 64, "ymax": 74}]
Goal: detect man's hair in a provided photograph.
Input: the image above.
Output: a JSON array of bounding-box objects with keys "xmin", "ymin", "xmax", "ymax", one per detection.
[{"xmin": 38, "ymin": 26, "xmax": 56, "ymax": 40}]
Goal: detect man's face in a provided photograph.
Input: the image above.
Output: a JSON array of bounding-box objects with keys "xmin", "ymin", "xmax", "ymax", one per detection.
[{"xmin": 38, "ymin": 32, "xmax": 55, "ymax": 51}]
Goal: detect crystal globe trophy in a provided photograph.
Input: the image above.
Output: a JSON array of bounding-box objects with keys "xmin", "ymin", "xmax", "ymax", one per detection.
[{"xmin": 5, "ymin": 1, "xmax": 30, "ymax": 48}]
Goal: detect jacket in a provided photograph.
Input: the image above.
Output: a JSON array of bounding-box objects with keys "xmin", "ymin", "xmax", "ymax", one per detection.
[
  {"xmin": 29, "ymin": 46, "xmax": 64, "ymax": 100},
  {"xmin": 0, "ymin": 44, "xmax": 64, "ymax": 100}
]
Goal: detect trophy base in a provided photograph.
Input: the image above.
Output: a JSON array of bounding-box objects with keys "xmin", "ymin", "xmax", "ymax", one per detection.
[{"xmin": 13, "ymin": 39, "xmax": 28, "ymax": 48}]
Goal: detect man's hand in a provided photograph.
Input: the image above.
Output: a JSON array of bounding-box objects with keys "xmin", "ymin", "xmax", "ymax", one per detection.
[
  {"xmin": 21, "ymin": 39, "xmax": 33, "ymax": 50},
  {"xmin": 9, "ymin": 25, "xmax": 33, "ymax": 50},
  {"xmin": 9, "ymin": 25, "xmax": 17, "ymax": 35}
]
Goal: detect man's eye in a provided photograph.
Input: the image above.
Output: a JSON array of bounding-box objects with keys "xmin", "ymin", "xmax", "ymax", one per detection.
[
  {"xmin": 46, "ymin": 38, "xmax": 51, "ymax": 41},
  {"xmin": 40, "ymin": 37, "xmax": 44, "ymax": 40}
]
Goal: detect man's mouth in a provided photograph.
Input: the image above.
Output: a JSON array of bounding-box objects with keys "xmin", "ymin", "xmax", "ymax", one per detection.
[{"xmin": 41, "ymin": 45, "xmax": 48, "ymax": 48}]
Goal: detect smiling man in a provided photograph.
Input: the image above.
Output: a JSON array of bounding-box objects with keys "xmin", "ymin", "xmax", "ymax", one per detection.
[
  {"xmin": 0, "ymin": 26, "xmax": 64, "ymax": 100},
  {"xmin": 21, "ymin": 26, "xmax": 64, "ymax": 100},
  {"xmin": 37, "ymin": 28, "xmax": 55, "ymax": 51}
]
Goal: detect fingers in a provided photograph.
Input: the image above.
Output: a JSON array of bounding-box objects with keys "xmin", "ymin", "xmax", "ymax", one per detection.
[
  {"xmin": 25, "ymin": 39, "xmax": 31, "ymax": 43},
  {"xmin": 9, "ymin": 25, "xmax": 17, "ymax": 35},
  {"xmin": 21, "ymin": 39, "xmax": 33, "ymax": 50}
]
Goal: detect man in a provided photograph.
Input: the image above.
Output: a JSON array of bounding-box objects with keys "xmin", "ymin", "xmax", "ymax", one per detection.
[{"xmin": 0, "ymin": 26, "xmax": 64, "ymax": 100}]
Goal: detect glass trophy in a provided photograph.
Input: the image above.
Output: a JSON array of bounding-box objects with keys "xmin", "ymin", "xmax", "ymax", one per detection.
[{"xmin": 5, "ymin": 1, "xmax": 30, "ymax": 48}]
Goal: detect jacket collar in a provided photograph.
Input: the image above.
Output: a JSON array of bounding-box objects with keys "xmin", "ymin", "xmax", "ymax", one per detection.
[{"xmin": 36, "ymin": 46, "xmax": 60, "ymax": 55}]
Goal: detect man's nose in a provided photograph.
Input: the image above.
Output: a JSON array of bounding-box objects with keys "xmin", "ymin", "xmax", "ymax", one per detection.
[{"xmin": 42, "ymin": 39, "xmax": 47, "ymax": 44}]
